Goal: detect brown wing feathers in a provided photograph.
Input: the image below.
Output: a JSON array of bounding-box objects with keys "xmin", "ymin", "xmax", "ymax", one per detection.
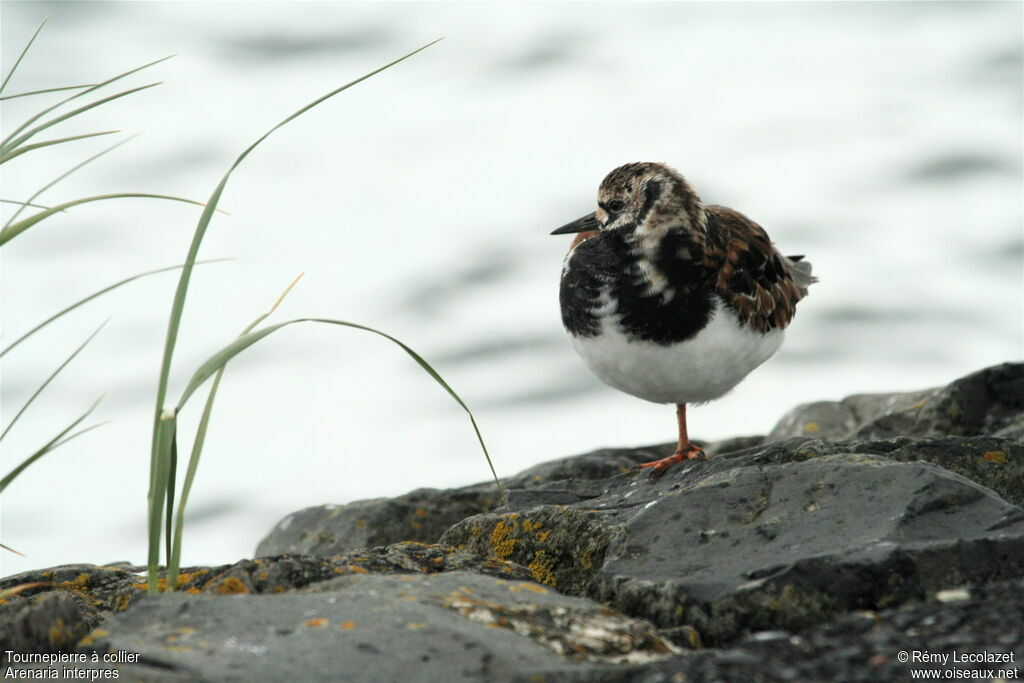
[{"xmin": 705, "ymin": 206, "xmax": 808, "ymax": 333}]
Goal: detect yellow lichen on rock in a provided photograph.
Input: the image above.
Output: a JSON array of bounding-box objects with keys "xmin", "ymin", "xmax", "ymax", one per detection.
[
  {"xmin": 509, "ymin": 582, "xmax": 548, "ymax": 595},
  {"xmin": 527, "ymin": 550, "xmax": 558, "ymax": 587},
  {"xmin": 77, "ymin": 628, "xmax": 109, "ymax": 648},
  {"xmin": 209, "ymin": 577, "xmax": 249, "ymax": 595},
  {"xmin": 490, "ymin": 516, "xmax": 520, "ymax": 559},
  {"xmin": 983, "ymin": 451, "xmax": 1007, "ymax": 463},
  {"xmin": 522, "ymin": 518, "xmax": 543, "ymax": 532}
]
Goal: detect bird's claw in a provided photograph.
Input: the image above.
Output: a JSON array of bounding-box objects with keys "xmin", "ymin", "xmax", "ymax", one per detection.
[{"xmin": 636, "ymin": 447, "xmax": 705, "ymax": 479}]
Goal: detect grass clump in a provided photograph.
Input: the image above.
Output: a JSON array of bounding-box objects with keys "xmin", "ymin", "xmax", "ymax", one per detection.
[{"xmin": 2, "ymin": 21, "xmax": 502, "ymax": 590}]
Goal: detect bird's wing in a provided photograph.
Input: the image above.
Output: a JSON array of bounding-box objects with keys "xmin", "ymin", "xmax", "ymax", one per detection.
[{"xmin": 705, "ymin": 205, "xmax": 813, "ymax": 332}]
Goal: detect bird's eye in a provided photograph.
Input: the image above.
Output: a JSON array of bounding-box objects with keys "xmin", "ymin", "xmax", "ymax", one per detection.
[{"xmin": 608, "ymin": 199, "xmax": 626, "ymax": 212}]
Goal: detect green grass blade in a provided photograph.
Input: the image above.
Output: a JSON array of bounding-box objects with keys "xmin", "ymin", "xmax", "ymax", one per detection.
[
  {"xmin": 1, "ymin": 82, "xmax": 159, "ymax": 155},
  {"xmin": 166, "ymin": 374, "xmax": 221, "ymax": 590},
  {"xmin": 148, "ymin": 39, "xmax": 443, "ymax": 590},
  {"xmin": 151, "ymin": 36, "xmax": 443, "ymax": 425},
  {"xmin": 174, "ymin": 317, "xmax": 503, "ymax": 497},
  {"xmin": 0, "ymin": 192, "xmax": 209, "ymax": 246},
  {"xmin": 0, "ymin": 319, "xmax": 107, "ymax": 441},
  {"xmin": 164, "ymin": 429, "xmax": 177, "ymax": 571},
  {"xmin": 4, "ymin": 133, "xmax": 137, "ymax": 230},
  {"xmin": 0, "ymin": 199, "xmax": 53, "ymax": 211},
  {"xmin": 147, "ymin": 409, "xmax": 176, "ymax": 593},
  {"xmin": 1, "ymin": 259, "xmax": 231, "ymax": 358},
  {"xmin": 167, "ymin": 273, "xmax": 303, "ymax": 589},
  {"xmin": 1, "ymin": 84, "xmax": 95, "ymax": 101},
  {"xmin": 0, "ymin": 18, "xmax": 47, "ymax": 95},
  {"xmin": 0, "ymin": 130, "xmax": 119, "ymax": 165},
  {"xmin": 0, "ymin": 395, "xmax": 105, "ymax": 493},
  {"xmin": 1, "ymin": 54, "xmax": 172, "ymax": 151}
]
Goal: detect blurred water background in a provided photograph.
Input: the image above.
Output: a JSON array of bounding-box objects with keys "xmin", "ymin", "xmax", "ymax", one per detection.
[{"xmin": 1, "ymin": 1, "xmax": 1021, "ymax": 578}]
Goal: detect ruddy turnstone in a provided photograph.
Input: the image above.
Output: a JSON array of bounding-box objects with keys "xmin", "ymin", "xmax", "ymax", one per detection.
[{"xmin": 553, "ymin": 162, "xmax": 815, "ymax": 478}]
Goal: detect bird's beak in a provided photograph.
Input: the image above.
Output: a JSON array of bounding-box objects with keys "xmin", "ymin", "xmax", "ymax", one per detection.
[{"xmin": 551, "ymin": 212, "xmax": 600, "ymax": 235}]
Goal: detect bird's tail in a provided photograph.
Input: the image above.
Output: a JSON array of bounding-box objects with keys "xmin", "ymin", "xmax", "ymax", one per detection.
[{"xmin": 784, "ymin": 254, "xmax": 817, "ymax": 297}]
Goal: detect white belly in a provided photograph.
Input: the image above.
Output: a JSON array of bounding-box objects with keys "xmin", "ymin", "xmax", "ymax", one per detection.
[{"xmin": 569, "ymin": 299, "xmax": 783, "ymax": 404}]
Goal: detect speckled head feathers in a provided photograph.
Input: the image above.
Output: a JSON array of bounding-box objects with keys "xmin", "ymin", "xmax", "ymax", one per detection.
[{"xmin": 595, "ymin": 162, "xmax": 706, "ymax": 237}]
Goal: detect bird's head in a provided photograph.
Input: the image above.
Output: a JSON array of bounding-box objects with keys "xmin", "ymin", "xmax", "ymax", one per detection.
[{"xmin": 552, "ymin": 162, "xmax": 706, "ymax": 244}]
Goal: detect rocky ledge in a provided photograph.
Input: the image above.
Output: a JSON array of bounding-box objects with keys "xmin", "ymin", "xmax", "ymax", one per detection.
[{"xmin": 2, "ymin": 363, "xmax": 1022, "ymax": 682}]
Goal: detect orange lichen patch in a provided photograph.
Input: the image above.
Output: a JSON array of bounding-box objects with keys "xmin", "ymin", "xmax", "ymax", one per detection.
[
  {"xmin": 174, "ymin": 571, "xmax": 209, "ymax": 593},
  {"xmin": 522, "ymin": 518, "xmax": 543, "ymax": 532},
  {"xmin": 209, "ymin": 577, "xmax": 249, "ymax": 595},
  {"xmin": 57, "ymin": 573, "xmax": 93, "ymax": 592},
  {"xmin": 490, "ymin": 516, "xmax": 520, "ymax": 559},
  {"xmin": 581, "ymin": 549, "xmax": 594, "ymax": 570},
  {"xmin": 272, "ymin": 586, "xmax": 287, "ymax": 594},
  {"xmin": 355, "ymin": 519, "xmax": 366, "ymax": 528},
  {"xmin": 163, "ymin": 627, "xmax": 198, "ymax": 645},
  {"xmin": 527, "ymin": 551, "xmax": 558, "ymax": 587},
  {"xmin": 414, "ymin": 509, "xmax": 428, "ymax": 518},
  {"xmin": 411, "ymin": 521, "xmax": 423, "ymax": 531},
  {"xmin": 130, "ymin": 570, "xmax": 208, "ymax": 594},
  {"xmin": 406, "ymin": 622, "xmax": 427, "ymax": 630},
  {"xmin": 470, "ymin": 525, "xmax": 482, "ymax": 538},
  {"xmin": 345, "ymin": 565, "xmax": 369, "ymax": 574},
  {"xmin": 113, "ymin": 594, "xmax": 133, "ymax": 612},
  {"xmin": 536, "ymin": 530, "xmax": 551, "ymax": 543},
  {"xmin": 508, "ymin": 582, "xmax": 547, "ymax": 595},
  {"xmin": 983, "ymin": 451, "xmax": 1007, "ymax": 463},
  {"xmin": 304, "ymin": 617, "xmax": 329, "ymax": 628},
  {"xmin": 257, "ymin": 571, "xmax": 270, "ymax": 580},
  {"xmin": 341, "ymin": 620, "xmax": 356, "ymax": 630},
  {"xmin": 803, "ymin": 422, "xmax": 820, "ymax": 433},
  {"xmin": 77, "ymin": 628, "xmax": 109, "ymax": 647},
  {"xmin": 48, "ymin": 617, "xmax": 68, "ymax": 646},
  {"xmin": 433, "ymin": 557, "xmax": 445, "ymax": 564}
]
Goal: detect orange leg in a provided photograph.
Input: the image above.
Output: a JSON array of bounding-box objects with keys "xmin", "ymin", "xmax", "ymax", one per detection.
[{"xmin": 637, "ymin": 404, "xmax": 706, "ymax": 479}]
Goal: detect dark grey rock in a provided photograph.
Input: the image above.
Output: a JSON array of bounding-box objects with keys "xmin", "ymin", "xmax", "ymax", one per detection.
[
  {"xmin": 769, "ymin": 362, "xmax": 1024, "ymax": 441},
  {"xmin": 7, "ymin": 362, "xmax": 1024, "ymax": 682},
  {"xmin": 0, "ymin": 544, "xmax": 530, "ymax": 654},
  {"xmin": 442, "ymin": 446, "xmax": 1024, "ymax": 645},
  {"xmin": 772, "ymin": 436, "xmax": 1023, "ymax": 507},
  {"xmin": 77, "ymin": 572, "xmax": 676, "ymax": 682},
  {"xmin": 0, "ymin": 590, "xmax": 102, "ymax": 653},
  {"xmin": 255, "ymin": 487, "xmax": 502, "ymax": 558},
  {"xmin": 520, "ymin": 578, "xmax": 1024, "ymax": 682},
  {"xmin": 256, "ymin": 441, "xmax": 763, "ymax": 559}
]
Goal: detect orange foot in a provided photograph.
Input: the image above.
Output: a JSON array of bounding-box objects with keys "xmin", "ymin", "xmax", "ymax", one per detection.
[{"xmin": 637, "ymin": 445, "xmax": 705, "ymax": 479}]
